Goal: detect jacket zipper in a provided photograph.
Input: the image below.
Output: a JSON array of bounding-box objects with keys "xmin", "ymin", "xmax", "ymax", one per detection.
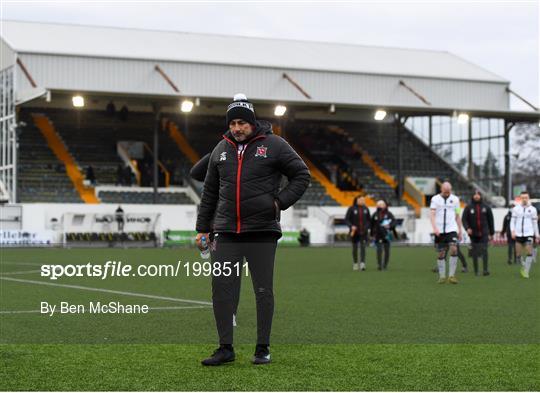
[
  {"xmin": 223, "ymin": 135, "xmax": 265, "ymax": 234},
  {"xmin": 476, "ymin": 204, "xmax": 482, "ymax": 237}
]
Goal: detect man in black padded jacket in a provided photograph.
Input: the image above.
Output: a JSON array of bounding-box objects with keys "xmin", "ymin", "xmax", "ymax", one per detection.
[
  {"xmin": 196, "ymin": 94, "xmax": 310, "ymax": 366},
  {"xmin": 462, "ymin": 190, "xmax": 494, "ymax": 276},
  {"xmin": 190, "ymin": 152, "xmax": 242, "ymax": 328}
]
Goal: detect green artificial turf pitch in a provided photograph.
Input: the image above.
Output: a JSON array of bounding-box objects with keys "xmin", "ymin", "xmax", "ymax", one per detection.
[{"xmin": 1, "ymin": 246, "xmax": 538, "ymax": 390}]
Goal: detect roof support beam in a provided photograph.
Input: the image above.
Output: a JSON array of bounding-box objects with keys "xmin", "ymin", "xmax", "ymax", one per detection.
[
  {"xmin": 506, "ymin": 87, "xmax": 538, "ymax": 111},
  {"xmin": 282, "ymin": 73, "xmax": 312, "ymax": 99},
  {"xmin": 16, "ymin": 58, "xmax": 37, "ymax": 88},
  {"xmin": 399, "ymin": 80, "xmax": 431, "ymax": 106},
  {"xmin": 503, "ymin": 120, "xmax": 514, "ymax": 205},
  {"xmin": 154, "ymin": 65, "xmax": 181, "ymax": 93}
]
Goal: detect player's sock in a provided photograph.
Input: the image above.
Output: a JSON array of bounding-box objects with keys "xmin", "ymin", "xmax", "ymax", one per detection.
[
  {"xmin": 524, "ymin": 255, "xmax": 533, "ymax": 274},
  {"xmin": 521, "ymin": 256, "xmax": 525, "ymax": 267},
  {"xmin": 449, "ymin": 256, "xmax": 458, "ymax": 277},
  {"xmin": 437, "ymin": 259, "xmax": 446, "ymax": 278}
]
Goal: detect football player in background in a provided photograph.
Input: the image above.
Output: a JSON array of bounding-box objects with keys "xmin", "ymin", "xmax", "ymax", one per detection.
[
  {"xmin": 510, "ymin": 191, "xmax": 539, "ymax": 279},
  {"xmin": 430, "ymin": 182, "xmax": 463, "ymax": 284}
]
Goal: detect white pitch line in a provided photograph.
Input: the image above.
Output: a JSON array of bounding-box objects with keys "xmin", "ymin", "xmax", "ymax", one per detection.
[
  {"xmin": 0, "ymin": 262, "xmax": 43, "ymax": 266},
  {"xmin": 149, "ymin": 305, "xmax": 211, "ymax": 310},
  {"xmin": 0, "ymin": 276, "xmax": 212, "ymax": 306},
  {"xmin": 0, "ymin": 310, "xmax": 40, "ymax": 314},
  {"xmin": 0, "ymin": 305, "xmax": 211, "ymax": 314},
  {"xmin": 0, "ymin": 270, "xmax": 41, "ymax": 275}
]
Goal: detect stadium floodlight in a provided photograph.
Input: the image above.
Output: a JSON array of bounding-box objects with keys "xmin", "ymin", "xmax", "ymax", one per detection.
[
  {"xmin": 72, "ymin": 95, "xmax": 84, "ymax": 108},
  {"xmin": 457, "ymin": 113, "xmax": 469, "ymax": 125},
  {"xmin": 274, "ymin": 105, "xmax": 287, "ymax": 117},
  {"xmin": 181, "ymin": 100, "xmax": 194, "ymax": 113},
  {"xmin": 374, "ymin": 110, "xmax": 387, "ymax": 121}
]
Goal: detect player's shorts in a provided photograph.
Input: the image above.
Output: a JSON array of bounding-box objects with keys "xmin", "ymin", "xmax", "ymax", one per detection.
[
  {"xmin": 515, "ymin": 236, "xmax": 534, "ymax": 245},
  {"xmin": 435, "ymin": 232, "xmax": 458, "ymax": 251}
]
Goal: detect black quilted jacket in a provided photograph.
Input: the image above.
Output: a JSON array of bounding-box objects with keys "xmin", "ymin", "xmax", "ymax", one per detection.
[{"xmin": 196, "ymin": 121, "xmax": 310, "ymax": 234}]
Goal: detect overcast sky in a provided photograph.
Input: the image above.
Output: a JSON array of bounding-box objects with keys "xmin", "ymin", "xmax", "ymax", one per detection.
[{"xmin": 1, "ymin": 0, "xmax": 538, "ymax": 111}]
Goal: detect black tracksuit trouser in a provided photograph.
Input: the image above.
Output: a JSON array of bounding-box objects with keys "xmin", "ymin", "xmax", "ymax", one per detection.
[
  {"xmin": 351, "ymin": 233, "xmax": 368, "ymax": 263},
  {"xmin": 470, "ymin": 236, "xmax": 489, "ymax": 273},
  {"xmin": 210, "ymin": 231, "xmax": 278, "ymax": 346},
  {"xmin": 507, "ymin": 238, "xmax": 517, "ymax": 264},
  {"xmin": 375, "ymin": 239, "xmax": 390, "ymax": 269}
]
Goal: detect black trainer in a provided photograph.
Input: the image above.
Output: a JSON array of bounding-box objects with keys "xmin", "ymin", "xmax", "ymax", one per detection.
[
  {"xmin": 252, "ymin": 345, "xmax": 271, "ymax": 365},
  {"xmin": 201, "ymin": 346, "xmax": 235, "ymax": 366},
  {"xmin": 483, "ymin": 271, "xmax": 490, "ymax": 276}
]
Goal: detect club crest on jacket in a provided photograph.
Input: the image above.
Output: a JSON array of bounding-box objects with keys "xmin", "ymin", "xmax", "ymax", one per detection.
[
  {"xmin": 255, "ymin": 145, "xmax": 268, "ymax": 158},
  {"xmin": 220, "ymin": 152, "xmax": 227, "ymax": 161}
]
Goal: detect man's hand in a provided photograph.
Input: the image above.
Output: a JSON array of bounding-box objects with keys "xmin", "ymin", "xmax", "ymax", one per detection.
[
  {"xmin": 488, "ymin": 235, "xmax": 493, "ymax": 242},
  {"xmin": 511, "ymin": 231, "xmax": 516, "ymax": 240},
  {"xmin": 434, "ymin": 228, "xmax": 440, "ymax": 237},
  {"xmin": 195, "ymin": 232, "xmax": 210, "ymax": 251},
  {"xmin": 467, "ymin": 228, "xmax": 473, "ymax": 235},
  {"xmin": 458, "ymin": 231, "xmax": 463, "ymax": 241}
]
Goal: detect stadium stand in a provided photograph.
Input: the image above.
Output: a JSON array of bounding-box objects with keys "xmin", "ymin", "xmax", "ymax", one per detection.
[
  {"xmin": 37, "ymin": 108, "xmax": 123, "ymax": 185},
  {"xmin": 38, "ymin": 108, "xmax": 191, "ymax": 187},
  {"xmin": 3, "ymin": 20, "xmax": 539, "ymax": 214},
  {"xmin": 17, "ymin": 108, "xmax": 197, "ymax": 204},
  {"xmin": 165, "ymin": 114, "xmax": 341, "ymax": 208},
  {"xmin": 344, "ymin": 121, "xmax": 476, "ymax": 200},
  {"xmin": 98, "ymin": 190, "xmax": 193, "ymax": 204},
  {"xmin": 15, "ymin": 106, "xmax": 476, "ymax": 207},
  {"xmin": 17, "ymin": 112, "xmax": 83, "ymax": 203},
  {"xmin": 293, "ymin": 178, "xmax": 340, "ymax": 208},
  {"xmin": 290, "ymin": 123, "xmax": 400, "ymax": 206},
  {"xmin": 166, "ymin": 114, "xmax": 224, "ymax": 158}
]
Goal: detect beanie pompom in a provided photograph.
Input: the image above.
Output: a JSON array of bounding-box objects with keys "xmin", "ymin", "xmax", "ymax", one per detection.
[
  {"xmin": 233, "ymin": 93, "xmax": 248, "ymax": 101},
  {"xmin": 226, "ymin": 93, "xmax": 256, "ymax": 125}
]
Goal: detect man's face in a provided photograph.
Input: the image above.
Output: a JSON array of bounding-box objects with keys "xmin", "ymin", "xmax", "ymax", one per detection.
[
  {"xmin": 376, "ymin": 200, "xmax": 386, "ymax": 210},
  {"xmin": 356, "ymin": 197, "xmax": 365, "ymax": 206},
  {"xmin": 473, "ymin": 193, "xmax": 481, "ymax": 202},
  {"xmin": 520, "ymin": 194, "xmax": 530, "ymax": 205},
  {"xmin": 441, "ymin": 183, "xmax": 452, "ymax": 198},
  {"xmin": 229, "ymin": 119, "xmax": 254, "ymax": 142}
]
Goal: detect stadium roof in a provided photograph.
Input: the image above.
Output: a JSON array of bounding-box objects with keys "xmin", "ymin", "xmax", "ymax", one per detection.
[{"xmin": 1, "ymin": 20, "xmax": 508, "ymax": 83}]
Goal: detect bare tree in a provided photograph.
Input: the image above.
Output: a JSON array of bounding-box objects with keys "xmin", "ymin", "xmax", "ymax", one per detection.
[{"xmin": 512, "ymin": 123, "xmax": 540, "ymax": 195}]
